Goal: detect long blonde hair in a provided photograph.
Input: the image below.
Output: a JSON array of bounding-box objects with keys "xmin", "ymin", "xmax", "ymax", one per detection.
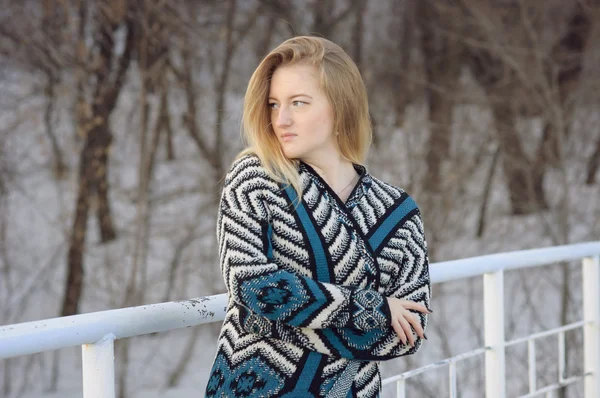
[{"xmin": 235, "ymin": 35, "xmax": 372, "ymax": 203}]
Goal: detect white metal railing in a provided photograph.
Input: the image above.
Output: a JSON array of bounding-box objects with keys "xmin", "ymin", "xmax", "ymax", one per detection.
[
  {"xmin": 1, "ymin": 242, "xmax": 599, "ymax": 398},
  {"xmin": 380, "ymin": 243, "xmax": 600, "ymax": 398}
]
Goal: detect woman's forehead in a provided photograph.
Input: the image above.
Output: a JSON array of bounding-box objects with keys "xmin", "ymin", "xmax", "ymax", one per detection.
[{"xmin": 269, "ymin": 64, "xmax": 321, "ymax": 96}]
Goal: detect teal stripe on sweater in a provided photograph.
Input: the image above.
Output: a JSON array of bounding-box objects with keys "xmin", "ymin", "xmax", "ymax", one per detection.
[
  {"xmin": 283, "ymin": 185, "xmax": 331, "ymax": 282},
  {"xmin": 283, "ymin": 185, "xmax": 330, "ymax": 396},
  {"xmin": 369, "ymin": 197, "xmax": 417, "ymax": 251}
]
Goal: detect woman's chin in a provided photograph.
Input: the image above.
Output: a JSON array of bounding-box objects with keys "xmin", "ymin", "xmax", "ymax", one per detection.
[{"xmin": 282, "ymin": 147, "xmax": 302, "ymax": 159}]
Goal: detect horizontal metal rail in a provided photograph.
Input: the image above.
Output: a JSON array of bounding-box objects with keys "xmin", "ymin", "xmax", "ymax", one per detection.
[
  {"xmin": 381, "ymin": 320, "xmax": 591, "ymax": 396},
  {"xmin": 517, "ymin": 375, "xmax": 585, "ymax": 398},
  {"xmin": 430, "ymin": 241, "xmax": 600, "ymax": 283},
  {"xmin": 504, "ymin": 321, "xmax": 586, "ymax": 347},
  {"xmin": 382, "ymin": 348, "xmax": 488, "ymax": 385},
  {"xmin": 0, "ymin": 295, "xmax": 228, "ymax": 358}
]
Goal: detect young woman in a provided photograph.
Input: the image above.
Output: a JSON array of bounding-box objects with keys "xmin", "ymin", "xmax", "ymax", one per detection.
[{"xmin": 206, "ymin": 36, "xmax": 432, "ymax": 398}]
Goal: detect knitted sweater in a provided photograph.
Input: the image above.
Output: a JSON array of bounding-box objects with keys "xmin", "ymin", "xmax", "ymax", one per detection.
[{"xmin": 205, "ymin": 154, "xmax": 431, "ymax": 398}]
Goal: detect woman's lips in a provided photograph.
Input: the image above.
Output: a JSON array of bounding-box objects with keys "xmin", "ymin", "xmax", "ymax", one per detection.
[{"xmin": 281, "ymin": 134, "xmax": 296, "ymax": 142}]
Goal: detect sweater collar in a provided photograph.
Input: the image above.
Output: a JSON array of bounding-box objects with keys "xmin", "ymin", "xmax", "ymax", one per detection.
[{"xmin": 296, "ymin": 160, "xmax": 372, "ymax": 207}]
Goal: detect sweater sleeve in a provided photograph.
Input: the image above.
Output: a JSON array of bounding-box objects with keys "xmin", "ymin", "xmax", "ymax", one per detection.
[
  {"xmin": 375, "ymin": 210, "xmax": 431, "ymax": 358},
  {"xmin": 236, "ymin": 211, "xmax": 432, "ymax": 361},
  {"xmin": 218, "ymin": 157, "xmax": 391, "ymax": 331}
]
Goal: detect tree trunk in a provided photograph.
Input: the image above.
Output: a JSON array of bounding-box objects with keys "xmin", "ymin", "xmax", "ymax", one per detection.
[
  {"xmin": 214, "ymin": 0, "xmax": 237, "ymax": 188},
  {"xmin": 255, "ymin": 15, "xmax": 275, "ymax": 61},
  {"xmin": 62, "ymin": 2, "xmax": 135, "ymax": 316},
  {"xmin": 352, "ymin": 0, "xmax": 366, "ymax": 73},
  {"xmin": 2, "ymin": 357, "xmax": 11, "ymax": 396},
  {"xmin": 94, "ymin": 124, "xmax": 116, "ymax": 243},
  {"xmin": 467, "ymin": 44, "xmax": 548, "ymax": 215},
  {"xmin": 62, "ymin": 121, "xmax": 111, "ymax": 316},
  {"xmin": 585, "ymin": 136, "xmax": 600, "ymax": 185},
  {"xmin": 418, "ymin": 1, "xmax": 461, "ymax": 194},
  {"xmin": 43, "ymin": 72, "xmax": 68, "ymax": 180},
  {"xmin": 540, "ymin": 1, "xmax": 593, "ymax": 168},
  {"xmin": 313, "ymin": 0, "xmax": 334, "ymax": 38},
  {"xmin": 477, "ymin": 146, "xmax": 500, "ymax": 237},
  {"xmin": 312, "ymin": 0, "xmax": 358, "ymax": 40},
  {"xmin": 392, "ymin": 0, "xmax": 415, "ymax": 130},
  {"xmin": 491, "ymin": 100, "xmax": 548, "ymax": 215}
]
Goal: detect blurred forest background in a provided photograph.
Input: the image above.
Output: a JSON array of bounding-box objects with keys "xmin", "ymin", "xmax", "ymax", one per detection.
[{"xmin": 0, "ymin": 0, "xmax": 599, "ymax": 397}]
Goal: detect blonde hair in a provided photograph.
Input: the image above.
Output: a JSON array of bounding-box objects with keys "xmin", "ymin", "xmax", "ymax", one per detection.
[{"xmin": 235, "ymin": 35, "xmax": 372, "ymax": 203}]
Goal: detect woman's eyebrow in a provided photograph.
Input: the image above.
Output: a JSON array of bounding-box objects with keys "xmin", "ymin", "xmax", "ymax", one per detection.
[{"xmin": 268, "ymin": 94, "xmax": 313, "ymax": 100}]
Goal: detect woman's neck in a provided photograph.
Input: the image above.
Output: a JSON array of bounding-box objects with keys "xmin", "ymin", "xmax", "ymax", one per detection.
[{"xmin": 301, "ymin": 157, "xmax": 357, "ymax": 194}]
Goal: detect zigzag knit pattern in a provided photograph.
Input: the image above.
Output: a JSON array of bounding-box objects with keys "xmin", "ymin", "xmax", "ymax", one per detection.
[{"xmin": 206, "ymin": 154, "xmax": 431, "ymax": 398}]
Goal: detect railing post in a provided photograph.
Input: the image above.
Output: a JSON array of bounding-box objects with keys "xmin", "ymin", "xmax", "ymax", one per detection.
[
  {"xmin": 558, "ymin": 331, "xmax": 566, "ymax": 382},
  {"xmin": 449, "ymin": 361, "xmax": 457, "ymax": 398},
  {"xmin": 396, "ymin": 379, "xmax": 406, "ymax": 398},
  {"xmin": 484, "ymin": 269, "xmax": 506, "ymax": 398},
  {"xmin": 583, "ymin": 255, "xmax": 600, "ymax": 398},
  {"xmin": 528, "ymin": 339, "xmax": 536, "ymax": 393},
  {"xmin": 82, "ymin": 333, "xmax": 116, "ymax": 398}
]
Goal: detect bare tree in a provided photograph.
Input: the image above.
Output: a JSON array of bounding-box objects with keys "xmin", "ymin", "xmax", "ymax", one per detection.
[
  {"xmin": 64, "ymin": 0, "xmax": 134, "ymax": 317},
  {"xmin": 537, "ymin": 0, "xmax": 594, "ymax": 169},
  {"xmin": 462, "ymin": 0, "xmax": 595, "ymax": 216},
  {"xmin": 417, "ymin": 1, "xmax": 463, "ymax": 196},
  {"xmin": 390, "ymin": 0, "xmax": 417, "ymax": 131},
  {"xmin": 40, "ymin": 1, "xmax": 68, "ymax": 180},
  {"xmin": 351, "ymin": 0, "xmax": 366, "ymax": 73},
  {"xmin": 462, "ymin": 3, "xmax": 548, "ymax": 215},
  {"xmin": 586, "ymin": 136, "xmax": 600, "ymax": 184},
  {"xmin": 310, "ymin": 0, "xmax": 359, "ymax": 39}
]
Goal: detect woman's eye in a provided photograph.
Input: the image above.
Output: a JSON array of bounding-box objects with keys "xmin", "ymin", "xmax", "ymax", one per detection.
[{"xmin": 268, "ymin": 101, "xmax": 305, "ymax": 109}]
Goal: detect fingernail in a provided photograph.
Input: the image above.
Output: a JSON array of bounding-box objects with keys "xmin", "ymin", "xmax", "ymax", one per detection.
[{"xmin": 424, "ymin": 333, "xmax": 428, "ymax": 340}]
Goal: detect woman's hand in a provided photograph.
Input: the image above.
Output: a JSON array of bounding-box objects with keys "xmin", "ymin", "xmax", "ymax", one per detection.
[{"xmin": 387, "ymin": 297, "xmax": 431, "ymax": 347}]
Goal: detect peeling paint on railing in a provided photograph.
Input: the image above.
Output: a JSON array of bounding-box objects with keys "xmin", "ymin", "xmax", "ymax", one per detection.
[{"xmin": 176, "ymin": 298, "xmax": 222, "ymax": 321}]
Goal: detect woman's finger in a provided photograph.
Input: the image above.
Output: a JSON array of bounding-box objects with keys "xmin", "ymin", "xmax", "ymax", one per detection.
[
  {"xmin": 406, "ymin": 311, "xmax": 425, "ymax": 340},
  {"xmin": 391, "ymin": 319, "xmax": 407, "ymax": 344},
  {"xmin": 400, "ymin": 300, "xmax": 430, "ymax": 314},
  {"xmin": 398, "ymin": 315, "xmax": 415, "ymax": 347}
]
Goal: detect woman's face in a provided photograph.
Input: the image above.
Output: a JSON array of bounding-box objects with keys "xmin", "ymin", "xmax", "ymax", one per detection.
[{"xmin": 268, "ymin": 63, "xmax": 338, "ymax": 162}]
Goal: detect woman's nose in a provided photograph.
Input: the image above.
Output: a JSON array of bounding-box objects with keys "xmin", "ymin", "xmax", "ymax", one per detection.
[{"xmin": 275, "ymin": 107, "xmax": 292, "ymax": 127}]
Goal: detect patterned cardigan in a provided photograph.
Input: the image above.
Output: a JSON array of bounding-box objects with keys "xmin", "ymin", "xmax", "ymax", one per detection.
[{"xmin": 205, "ymin": 154, "xmax": 431, "ymax": 398}]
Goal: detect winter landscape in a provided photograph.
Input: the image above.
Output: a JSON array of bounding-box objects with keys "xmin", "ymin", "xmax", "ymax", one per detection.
[{"xmin": 1, "ymin": 1, "xmax": 599, "ymax": 397}]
